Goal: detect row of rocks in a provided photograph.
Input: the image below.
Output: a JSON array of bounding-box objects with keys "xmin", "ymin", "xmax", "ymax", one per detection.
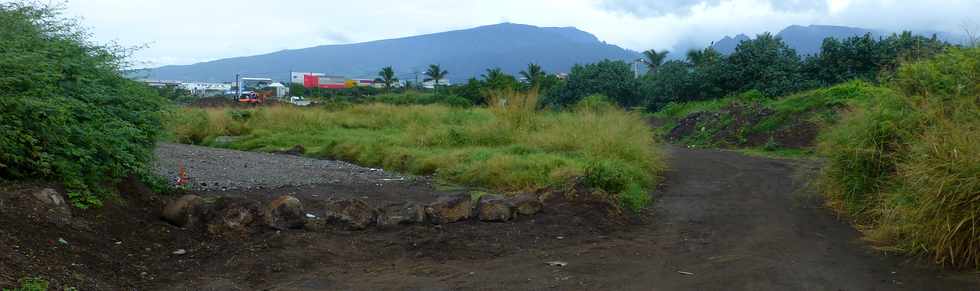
[{"xmin": 161, "ymin": 193, "xmax": 544, "ymax": 233}]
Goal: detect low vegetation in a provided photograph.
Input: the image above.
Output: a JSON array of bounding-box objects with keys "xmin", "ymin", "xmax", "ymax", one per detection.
[
  {"xmin": 818, "ymin": 47, "xmax": 979, "ymax": 268},
  {"xmin": 0, "ymin": 3, "xmax": 167, "ymax": 208},
  {"xmin": 653, "ymin": 81, "xmax": 895, "ymax": 152},
  {"xmin": 170, "ymin": 91, "xmax": 664, "ymax": 211}
]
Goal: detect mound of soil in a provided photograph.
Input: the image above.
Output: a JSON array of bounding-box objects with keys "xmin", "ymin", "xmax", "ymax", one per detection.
[{"xmin": 667, "ymin": 102, "xmax": 819, "ymax": 149}]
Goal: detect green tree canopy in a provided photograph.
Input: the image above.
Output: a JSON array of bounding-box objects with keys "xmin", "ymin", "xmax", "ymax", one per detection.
[{"xmin": 544, "ymin": 60, "xmax": 640, "ymax": 108}]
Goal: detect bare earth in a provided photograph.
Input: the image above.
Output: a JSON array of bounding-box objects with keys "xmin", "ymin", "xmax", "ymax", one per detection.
[
  {"xmin": 163, "ymin": 145, "xmax": 978, "ymax": 290},
  {"xmin": 3, "ymin": 144, "xmax": 978, "ymax": 290}
]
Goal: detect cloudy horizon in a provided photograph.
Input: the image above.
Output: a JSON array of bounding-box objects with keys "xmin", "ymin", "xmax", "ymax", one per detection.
[{"xmin": 50, "ymin": 0, "xmax": 980, "ymax": 68}]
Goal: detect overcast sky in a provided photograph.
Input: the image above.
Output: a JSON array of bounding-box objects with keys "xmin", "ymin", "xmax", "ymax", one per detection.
[{"xmin": 53, "ymin": 0, "xmax": 980, "ymax": 68}]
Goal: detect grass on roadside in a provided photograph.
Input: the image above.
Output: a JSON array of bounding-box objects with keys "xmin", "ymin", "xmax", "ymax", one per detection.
[
  {"xmin": 168, "ymin": 91, "xmax": 664, "ymax": 211},
  {"xmin": 818, "ymin": 47, "xmax": 980, "ymax": 268}
]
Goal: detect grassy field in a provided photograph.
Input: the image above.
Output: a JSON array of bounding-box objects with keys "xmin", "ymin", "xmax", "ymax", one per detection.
[
  {"xmin": 818, "ymin": 47, "xmax": 980, "ymax": 268},
  {"xmin": 168, "ymin": 92, "xmax": 664, "ymax": 210}
]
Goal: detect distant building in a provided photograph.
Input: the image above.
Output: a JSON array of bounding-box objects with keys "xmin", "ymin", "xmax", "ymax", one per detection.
[
  {"xmin": 179, "ymin": 82, "xmax": 233, "ymax": 96},
  {"xmin": 290, "ymin": 72, "xmax": 324, "ymax": 85},
  {"xmin": 421, "ymin": 79, "xmax": 451, "ymax": 89},
  {"xmin": 266, "ymin": 82, "xmax": 288, "ymax": 97},
  {"xmin": 140, "ymin": 80, "xmax": 182, "ymax": 88}
]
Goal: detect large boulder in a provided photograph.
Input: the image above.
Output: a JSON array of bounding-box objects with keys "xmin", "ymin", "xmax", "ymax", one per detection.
[
  {"xmin": 26, "ymin": 188, "xmax": 72, "ymax": 226},
  {"xmin": 264, "ymin": 195, "xmax": 304, "ymax": 230},
  {"xmin": 376, "ymin": 202, "xmax": 426, "ymax": 227},
  {"xmin": 204, "ymin": 198, "xmax": 262, "ymax": 237},
  {"xmin": 425, "ymin": 194, "xmax": 474, "ymax": 224},
  {"xmin": 324, "ymin": 199, "xmax": 376, "ymax": 230},
  {"xmin": 477, "ymin": 194, "xmax": 515, "ymax": 222},
  {"xmin": 162, "ymin": 195, "xmax": 204, "ymax": 228},
  {"xmin": 511, "ymin": 193, "xmax": 543, "ymax": 216}
]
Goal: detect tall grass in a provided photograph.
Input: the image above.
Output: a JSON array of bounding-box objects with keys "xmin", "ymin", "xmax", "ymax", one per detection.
[
  {"xmin": 818, "ymin": 47, "xmax": 980, "ymax": 268},
  {"xmin": 169, "ymin": 93, "xmax": 664, "ymax": 211}
]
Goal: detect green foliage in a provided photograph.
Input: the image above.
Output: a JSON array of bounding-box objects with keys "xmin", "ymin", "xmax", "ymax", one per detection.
[
  {"xmin": 169, "ymin": 103, "xmax": 665, "ymax": 210},
  {"xmin": 641, "ymin": 49, "xmax": 669, "ymax": 73},
  {"xmin": 367, "ymin": 92, "xmax": 471, "ymax": 107},
  {"xmin": 374, "ymin": 66, "xmax": 399, "ymax": 92},
  {"xmin": 728, "ymin": 33, "xmax": 805, "ymax": 97},
  {"xmin": 544, "ymin": 60, "xmax": 640, "ymax": 108},
  {"xmin": 642, "ymin": 31, "xmax": 951, "ymax": 113},
  {"xmin": 0, "ymin": 3, "xmax": 167, "ymax": 207},
  {"xmin": 4, "ymin": 277, "xmax": 48, "ymax": 291},
  {"xmin": 804, "ymin": 32, "xmax": 948, "ymax": 86},
  {"xmin": 818, "ymin": 47, "xmax": 980, "ymax": 268}
]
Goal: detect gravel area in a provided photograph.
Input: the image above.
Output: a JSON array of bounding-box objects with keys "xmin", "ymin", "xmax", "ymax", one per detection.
[{"xmin": 154, "ymin": 142, "xmax": 407, "ymax": 191}]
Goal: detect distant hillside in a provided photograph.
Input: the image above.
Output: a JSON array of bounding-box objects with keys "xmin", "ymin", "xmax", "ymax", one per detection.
[
  {"xmin": 134, "ymin": 23, "xmax": 640, "ymax": 82},
  {"xmin": 709, "ymin": 25, "xmax": 962, "ymax": 56}
]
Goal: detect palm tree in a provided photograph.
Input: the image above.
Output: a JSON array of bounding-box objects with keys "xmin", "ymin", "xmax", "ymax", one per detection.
[
  {"xmin": 642, "ymin": 49, "xmax": 669, "ymax": 73},
  {"xmin": 686, "ymin": 47, "xmax": 721, "ymax": 67},
  {"xmin": 423, "ymin": 64, "xmax": 448, "ymax": 92},
  {"xmin": 482, "ymin": 67, "xmax": 506, "ymax": 81},
  {"xmin": 519, "ymin": 63, "xmax": 546, "ymax": 86},
  {"xmin": 374, "ymin": 66, "xmax": 399, "ymax": 92}
]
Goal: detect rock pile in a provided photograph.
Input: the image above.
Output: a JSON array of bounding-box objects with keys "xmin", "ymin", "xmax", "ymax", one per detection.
[{"xmin": 161, "ymin": 192, "xmax": 545, "ymax": 233}]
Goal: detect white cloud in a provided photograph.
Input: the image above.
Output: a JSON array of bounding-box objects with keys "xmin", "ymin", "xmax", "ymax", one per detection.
[{"xmin": 53, "ymin": 0, "xmax": 980, "ymax": 67}]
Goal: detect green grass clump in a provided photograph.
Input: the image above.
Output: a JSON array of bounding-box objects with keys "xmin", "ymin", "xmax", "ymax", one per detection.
[
  {"xmin": 169, "ymin": 91, "xmax": 664, "ymax": 211},
  {"xmin": 3, "ymin": 277, "xmax": 48, "ymax": 291},
  {"xmin": 818, "ymin": 47, "xmax": 980, "ymax": 268}
]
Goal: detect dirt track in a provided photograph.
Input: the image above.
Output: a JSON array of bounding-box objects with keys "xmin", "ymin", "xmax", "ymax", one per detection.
[
  {"xmin": 167, "ymin": 146, "xmax": 978, "ymax": 290},
  {"xmin": 5, "ymin": 145, "xmax": 977, "ymax": 290}
]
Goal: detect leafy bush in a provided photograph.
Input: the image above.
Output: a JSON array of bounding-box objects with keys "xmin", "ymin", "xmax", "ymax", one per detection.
[
  {"xmin": 818, "ymin": 47, "xmax": 980, "ymax": 268},
  {"xmin": 0, "ymin": 3, "xmax": 167, "ymax": 207}
]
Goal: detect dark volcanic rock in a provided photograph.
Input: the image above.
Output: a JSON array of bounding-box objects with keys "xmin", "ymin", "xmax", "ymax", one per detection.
[
  {"xmin": 265, "ymin": 195, "xmax": 304, "ymax": 230},
  {"xmin": 477, "ymin": 194, "xmax": 515, "ymax": 222},
  {"xmin": 325, "ymin": 199, "xmax": 376, "ymax": 230},
  {"xmin": 425, "ymin": 194, "xmax": 475, "ymax": 224}
]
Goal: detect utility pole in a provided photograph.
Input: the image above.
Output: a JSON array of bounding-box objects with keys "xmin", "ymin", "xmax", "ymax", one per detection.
[{"xmin": 235, "ymin": 73, "xmax": 241, "ymax": 98}]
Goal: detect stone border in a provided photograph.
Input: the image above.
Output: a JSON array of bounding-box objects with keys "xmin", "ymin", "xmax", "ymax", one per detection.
[{"xmin": 161, "ymin": 192, "xmax": 545, "ymax": 233}]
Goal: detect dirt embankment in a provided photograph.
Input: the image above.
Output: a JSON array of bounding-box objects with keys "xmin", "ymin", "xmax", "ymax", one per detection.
[
  {"xmin": 3, "ymin": 144, "xmax": 978, "ymax": 290},
  {"xmin": 667, "ymin": 102, "xmax": 819, "ymax": 149}
]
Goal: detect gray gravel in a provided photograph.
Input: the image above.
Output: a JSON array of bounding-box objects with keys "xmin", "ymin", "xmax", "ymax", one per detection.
[{"xmin": 154, "ymin": 143, "xmax": 407, "ymax": 191}]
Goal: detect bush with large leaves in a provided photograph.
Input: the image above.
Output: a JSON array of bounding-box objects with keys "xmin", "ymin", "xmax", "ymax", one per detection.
[{"xmin": 0, "ymin": 3, "xmax": 166, "ymax": 207}]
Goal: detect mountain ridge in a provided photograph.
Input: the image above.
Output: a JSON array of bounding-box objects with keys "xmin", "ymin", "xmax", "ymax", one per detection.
[{"xmin": 135, "ymin": 23, "xmax": 639, "ymax": 82}]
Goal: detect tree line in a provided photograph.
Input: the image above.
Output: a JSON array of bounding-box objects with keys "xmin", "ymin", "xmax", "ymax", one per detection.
[{"xmin": 363, "ymin": 31, "xmax": 949, "ymax": 110}]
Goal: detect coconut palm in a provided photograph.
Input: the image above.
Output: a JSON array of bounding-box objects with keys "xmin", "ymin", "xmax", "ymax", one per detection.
[
  {"xmin": 686, "ymin": 47, "xmax": 722, "ymax": 67},
  {"xmin": 374, "ymin": 66, "xmax": 399, "ymax": 92},
  {"xmin": 423, "ymin": 64, "xmax": 448, "ymax": 92},
  {"xmin": 642, "ymin": 49, "xmax": 670, "ymax": 73},
  {"xmin": 519, "ymin": 63, "xmax": 546, "ymax": 86}
]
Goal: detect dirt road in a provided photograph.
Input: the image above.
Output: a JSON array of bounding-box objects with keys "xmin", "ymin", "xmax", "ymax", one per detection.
[{"xmin": 161, "ymin": 146, "xmax": 977, "ymax": 290}]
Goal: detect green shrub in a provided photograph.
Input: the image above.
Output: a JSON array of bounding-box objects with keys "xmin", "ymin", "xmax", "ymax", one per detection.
[
  {"xmin": 0, "ymin": 3, "xmax": 167, "ymax": 208},
  {"xmin": 818, "ymin": 47, "xmax": 980, "ymax": 268}
]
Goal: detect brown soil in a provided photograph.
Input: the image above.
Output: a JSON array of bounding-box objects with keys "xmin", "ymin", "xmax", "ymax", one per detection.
[
  {"xmin": 3, "ymin": 147, "xmax": 979, "ymax": 290},
  {"xmin": 667, "ymin": 102, "xmax": 820, "ymax": 149}
]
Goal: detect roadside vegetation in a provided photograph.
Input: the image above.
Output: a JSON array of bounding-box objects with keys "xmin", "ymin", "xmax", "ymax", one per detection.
[
  {"xmin": 818, "ymin": 47, "xmax": 980, "ymax": 268},
  {"xmin": 0, "ymin": 3, "xmax": 167, "ymax": 208},
  {"xmin": 169, "ymin": 91, "xmax": 664, "ymax": 211}
]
